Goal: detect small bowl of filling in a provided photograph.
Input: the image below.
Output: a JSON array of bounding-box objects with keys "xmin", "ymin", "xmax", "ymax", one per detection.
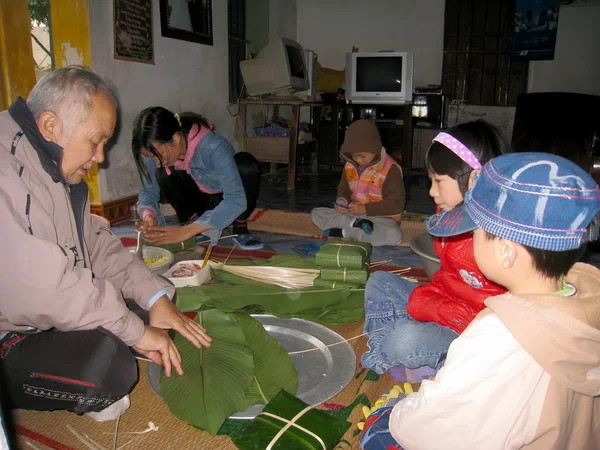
[
  {"xmin": 128, "ymin": 246, "xmax": 174, "ymax": 274},
  {"xmin": 163, "ymin": 260, "xmax": 212, "ymax": 287}
]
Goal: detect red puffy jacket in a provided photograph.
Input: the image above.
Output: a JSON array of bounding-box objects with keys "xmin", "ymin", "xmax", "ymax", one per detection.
[{"xmin": 406, "ymin": 234, "xmax": 506, "ymax": 334}]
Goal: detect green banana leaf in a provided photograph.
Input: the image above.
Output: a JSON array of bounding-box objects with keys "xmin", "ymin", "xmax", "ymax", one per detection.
[
  {"xmin": 231, "ymin": 390, "xmax": 351, "ymax": 450},
  {"xmin": 160, "ymin": 309, "xmax": 254, "ymax": 435},
  {"xmin": 316, "ymin": 238, "xmax": 372, "ymax": 269},
  {"xmin": 176, "ymin": 284, "xmax": 365, "ymax": 325},
  {"xmin": 313, "ymin": 276, "xmax": 361, "ymax": 289},
  {"xmin": 320, "ymin": 264, "xmax": 369, "ymax": 284},
  {"xmin": 229, "ymin": 314, "xmax": 298, "ymax": 409}
]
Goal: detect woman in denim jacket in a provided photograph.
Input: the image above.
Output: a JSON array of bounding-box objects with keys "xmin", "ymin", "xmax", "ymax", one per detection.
[{"xmin": 132, "ymin": 107, "xmax": 262, "ymax": 248}]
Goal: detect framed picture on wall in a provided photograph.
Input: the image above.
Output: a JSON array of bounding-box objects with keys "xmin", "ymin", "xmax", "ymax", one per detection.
[
  {"xmin": 159, "ymin": 0, "xmax": 213, "ymax": 46},
  {"xmin": 114, "ymin": 0, "xmax": 154, "ymax": 64}
]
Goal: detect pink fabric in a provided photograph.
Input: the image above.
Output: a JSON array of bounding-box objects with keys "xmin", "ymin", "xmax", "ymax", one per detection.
[
  {"xmin": 142, "ymin": 209, "xmax": 155, "ymax": 219},
  {"xmin": 433, "ymin": 132, "xmax": 482, "ymax": 170},
  {"xmin": 163, "ymin": 124, "xmax": 222, "ymax": 195}
]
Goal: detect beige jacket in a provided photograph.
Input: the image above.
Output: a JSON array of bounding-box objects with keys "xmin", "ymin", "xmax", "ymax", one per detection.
[
  {"xmin": 391, "ymin": 262, "xmax": 600, "ymax": 449},
  {"xmin": 0, "ymin": 109, "xmax": 173, "ymax": 346}
]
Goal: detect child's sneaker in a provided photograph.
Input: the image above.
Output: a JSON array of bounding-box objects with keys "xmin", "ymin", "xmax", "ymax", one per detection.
[
  {"xmin": 353, "ymin": 219, "xmax": 374, "ymax": 235},
  {"xmin": 86, "ymin": 395, "xmax": 130, "ymax": 422}
]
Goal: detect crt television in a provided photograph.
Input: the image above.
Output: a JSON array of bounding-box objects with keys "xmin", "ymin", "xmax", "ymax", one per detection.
[
  {"xmin": 240, "ymin": 38, "xmax": 309, "ymax": 97},
  {"xmin": 345, "ymin": 51, "xmax": 414, "ymax": 104}
]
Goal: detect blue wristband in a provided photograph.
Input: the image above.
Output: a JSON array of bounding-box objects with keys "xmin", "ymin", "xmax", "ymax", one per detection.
[{"xmin": 146, "ymin": 288, "xmax": 172, "ymax": 309}]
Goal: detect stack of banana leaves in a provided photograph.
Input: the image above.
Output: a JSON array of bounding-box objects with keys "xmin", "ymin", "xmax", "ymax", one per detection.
[{"xmin": 176, "ymin": 254, "xmax": 366, "ymax": 325}]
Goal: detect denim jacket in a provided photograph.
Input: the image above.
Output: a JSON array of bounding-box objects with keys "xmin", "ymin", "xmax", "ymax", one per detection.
[{"xmin": 137, "ymin": 131, "xmax": 246, "ymax": 244}]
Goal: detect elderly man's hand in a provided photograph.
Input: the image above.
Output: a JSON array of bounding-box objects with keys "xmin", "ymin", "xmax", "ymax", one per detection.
[
  {"xmin": 133, "ymin": 326, "xmax": 183, "ymax": 377},
  {"xmin": 149, "ymin": 296, "xmax": 212, "ymax": 349}
]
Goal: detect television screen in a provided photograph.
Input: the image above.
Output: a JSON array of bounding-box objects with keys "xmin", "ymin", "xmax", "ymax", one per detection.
[
  {"xmin": 286, "ymin": 45, "xmax": 306, "ymax": 79},
  {"xmin": 356, "ymin": 57, "xmax": 403, "ymax": 92}
]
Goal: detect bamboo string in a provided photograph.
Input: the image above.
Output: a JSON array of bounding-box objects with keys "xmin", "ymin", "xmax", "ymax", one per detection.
[
  {"xmin": 196, "ymin": 233, "xmax": 238, "ymax": 245},
  {"xmin": 223, "ymin": 241, "xmax": 239, "ymax": 265},
  {"xmin": 25, "ymin": 442, "xmax": 42, "ymax": 450},
  {"xmin": 85, "ymin": 434, "xmax": 108, "ymax": 450},
  {"xmin": 67, "ymin": 425, "xmax": 101, "ymax": 450},
  {"xmin": 288, "ymin": 326, "xmax": 384, "ymax": 355},
  {"xmin": 369, "ymin": 260, "xmax": 392, "ymax": 267},
  {"xmin": 263, "ymin": 406, "xmax": 326, "ymax": 450},
  {"xmin": 321, "ymin": 241, "xmax": 369, "ymax": 268},
  {"xmin": 112, "ymin": 406, "xmax": 122, "ymax": 450},
  {"xmin": 114, "ymin": 422, "xmax": 159, "ymax": 450}
]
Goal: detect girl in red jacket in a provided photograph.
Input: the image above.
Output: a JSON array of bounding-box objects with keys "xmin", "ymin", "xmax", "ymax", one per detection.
[{"xmin": 362, "ymin": 120, "xmax": 510, "ymax": 377}]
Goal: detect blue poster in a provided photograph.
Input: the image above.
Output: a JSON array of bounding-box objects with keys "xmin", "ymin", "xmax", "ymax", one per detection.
[{"xmin": 512, "ymin": 0, "xmax": 560, "ymax": 61}]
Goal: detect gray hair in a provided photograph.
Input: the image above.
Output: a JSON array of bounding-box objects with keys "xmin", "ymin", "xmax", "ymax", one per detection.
[{"xmin": 27, "ymin": 65, "xmax": 119, "ymax": 135}]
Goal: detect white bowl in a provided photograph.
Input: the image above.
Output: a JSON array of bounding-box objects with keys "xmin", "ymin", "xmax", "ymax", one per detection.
[
  {"xmin": 410, "ymin": 232, "xmax": 441, "ymax": 278},
  {"xmin": 162, "ymin": 260, "xmax": 213, "ymax": 288},
  {"xmin": 128, "ymin": 246, "xmax": 174, "ymax": 274}
]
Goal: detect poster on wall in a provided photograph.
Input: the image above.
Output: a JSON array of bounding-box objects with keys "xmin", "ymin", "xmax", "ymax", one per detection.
[
  {"xmin": 512, "ymin": 0, "xmax": 560, "ymax": 61},
  {"xmin": 114, "ymin": 0, "xmax": 154, "ymax": 64}
]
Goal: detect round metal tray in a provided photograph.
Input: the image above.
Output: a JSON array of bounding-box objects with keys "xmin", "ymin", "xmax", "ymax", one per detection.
[{"xmin": 146, "ymin": 314, "xmax": 356, "ymax": 420}]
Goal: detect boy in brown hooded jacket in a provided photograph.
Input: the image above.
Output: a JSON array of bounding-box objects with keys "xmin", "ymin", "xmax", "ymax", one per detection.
[{"xmin": 311, "ymin": 120, "xmax": 405, "ymax": 246}]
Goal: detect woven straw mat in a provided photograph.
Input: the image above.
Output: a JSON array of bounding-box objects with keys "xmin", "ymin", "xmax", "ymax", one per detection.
[{"xmin": 247, "ymin": 208, "xmax": 426, "ymax": 247}]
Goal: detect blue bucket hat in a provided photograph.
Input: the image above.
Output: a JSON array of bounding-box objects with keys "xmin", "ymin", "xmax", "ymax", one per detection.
[{"xmin": 426, "ymin": 152, "xmax": 600, "ymax": 251}]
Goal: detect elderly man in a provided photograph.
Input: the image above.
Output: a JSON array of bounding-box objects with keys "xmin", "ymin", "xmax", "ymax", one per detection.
[{"xmin": 0, "ymin": 66, "xmax": 210, "ymax": 421}]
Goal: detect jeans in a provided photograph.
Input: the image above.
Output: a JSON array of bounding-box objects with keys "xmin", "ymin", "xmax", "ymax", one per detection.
[{"xmin": 362, "ymin": 271, "xmax": 459, "ymax": 374}]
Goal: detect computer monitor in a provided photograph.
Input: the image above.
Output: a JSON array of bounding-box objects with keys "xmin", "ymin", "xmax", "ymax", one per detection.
[{"xmin": 240, "ymin": 38, "xmax": 309, "ymax": 97}]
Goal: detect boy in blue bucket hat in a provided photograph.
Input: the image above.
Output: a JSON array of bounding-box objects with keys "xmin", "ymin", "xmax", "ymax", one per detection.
[{"xmin": 360, "ymin": 152, "xmax": 600, "ymax": 450}]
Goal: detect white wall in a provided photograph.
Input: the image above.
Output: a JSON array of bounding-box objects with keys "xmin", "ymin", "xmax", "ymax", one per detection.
[
  {"xmin": 528, "ymin": 5, "xmax": 600, "ymax": 96},
  {"xmin": 270, "ymin": 0, "xmax": 297, "ymax": 43},
  {"xmin": 247, "ymin": 0, "xmax": 270, "ymax": 56},
  {"xmin": 89, "ymin": 0, "xmax": 235, "ymax": 203},
  {"xmin": 296, "ymin": 0, "xmax": 445, "ymax": 86}
]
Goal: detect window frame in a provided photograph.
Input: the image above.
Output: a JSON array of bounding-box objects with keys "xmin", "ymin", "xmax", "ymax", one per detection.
[{"xmin": 442, "ymin": 0, "xmax": 529, "ymax": 107}]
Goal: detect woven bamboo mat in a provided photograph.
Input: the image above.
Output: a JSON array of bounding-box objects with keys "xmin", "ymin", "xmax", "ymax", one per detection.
[
  {"xmin": 14, "ymin": 244, "xmax": 428, "ymax": 449},
  {"xmin": 247, "ymin": 208, "xmax": 427, "ymax": 247},
  {"xmin": 15, "ymin": 314, "xmax": 421, "ymax": 450}
]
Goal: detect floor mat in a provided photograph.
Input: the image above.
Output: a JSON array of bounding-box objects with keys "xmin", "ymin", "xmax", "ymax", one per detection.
[
  {"xmin": 247, "ymin": 208, "xmax": 426, "ymax": 247},
  {"xmin": 14, "ymin": 247, "xmax": 428, "ymax": 450}
]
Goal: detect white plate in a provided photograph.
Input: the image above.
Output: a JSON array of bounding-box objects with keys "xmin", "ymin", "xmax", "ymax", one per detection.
[{"xmin": 146, "ymin": 314, "xmax": 356, "ymax": 419}]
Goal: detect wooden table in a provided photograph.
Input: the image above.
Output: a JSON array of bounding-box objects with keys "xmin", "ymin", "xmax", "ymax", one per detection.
[{"xmin": 238, "ymin": 97, "xmax": 324, "ymax": 190}]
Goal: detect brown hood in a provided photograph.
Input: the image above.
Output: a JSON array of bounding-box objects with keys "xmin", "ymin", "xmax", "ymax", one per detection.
[
  {"xmin": 340, "ymin": 146, "xmax": 385, "ymax": 167},
  {"xmin": 486, "ymin": 263, "xmax": 600, "ymax": 397},
  {"xmin": 340, "ymin": 119, "xmax": 382, "ymax": 157}
]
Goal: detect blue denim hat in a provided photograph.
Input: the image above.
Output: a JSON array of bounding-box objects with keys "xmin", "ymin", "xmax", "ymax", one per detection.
[{"xmin": 426, "ymin": 152, "xmax": 600, "ymax": 251}]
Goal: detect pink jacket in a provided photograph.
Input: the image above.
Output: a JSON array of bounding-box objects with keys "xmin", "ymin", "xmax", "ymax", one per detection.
[{"xmin": 0, "ymin": 110, "xmax": 173, "ymax": 346}]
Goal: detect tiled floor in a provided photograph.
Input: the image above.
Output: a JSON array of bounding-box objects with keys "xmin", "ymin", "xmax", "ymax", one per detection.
[
  {"xmin": 112, "ymin": 165, "xmax": 431, "ymax": 268},
  {"xmin": 113, "ymin": 163, "xmax": 600, "ymax": 269},
  {"xmin": 257, "ymin": 165, "xmax": 436, "ymax": 215}
]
